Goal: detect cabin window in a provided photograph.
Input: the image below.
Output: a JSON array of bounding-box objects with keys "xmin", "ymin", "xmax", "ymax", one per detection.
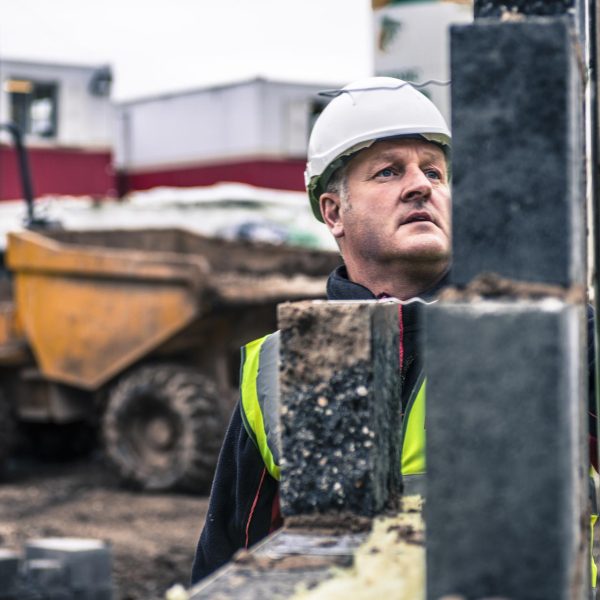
[
  {"xmin": 4, "ymin": 78, "xmax": 58, "ymax": 138},
  {"xmin": 308, "ymin": 98, "xmax": 330, "ymax": 138}
]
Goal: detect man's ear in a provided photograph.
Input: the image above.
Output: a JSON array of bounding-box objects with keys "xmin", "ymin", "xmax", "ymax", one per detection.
[{"xmin": 320, "ymin": 193, "xmax": 344, "ymax": 239}]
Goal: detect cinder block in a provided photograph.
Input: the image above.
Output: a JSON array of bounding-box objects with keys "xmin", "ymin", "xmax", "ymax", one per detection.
[
  {"xmin": 425, "ymin": 300, "xmax": 588, "ymax": 600},
  {"xmin": 25, "ymin": 559, "xmax": 69, "ymax": 600},
  {"xmin": 25, "ymin": 538, "xmax": 113, "ymax": 599},
  {"xmin": 278, "ymin": 300, "xmax": 401, "ymax": 517},
  {"xmin": 474, "ymin": 0, "xmax": 576, "ymax": 18},
  {"xmin": 0, "ymin": 550, "xmax": 20, "ymax": 597},
  {"xmin": 450, "ymin": 19, "xmax": 584, "ymax": 287}
]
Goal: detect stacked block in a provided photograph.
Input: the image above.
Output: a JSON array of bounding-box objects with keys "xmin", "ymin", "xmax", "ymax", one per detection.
[
  {"xmin": 25, "ymin": 538, "xmax": 113, "ymax": 600},
  {"xmin": 277, "ymin": 300, "xmax": 401, "ymax": 517},
  {"xmin": 426, "ymin": 301, "xmax": 588, "ymax": 599},
  {"xmin": 426, "ymin": 7, "xmax": 590, "ymax": 599},
  {"xmin": 450, "ymin": 19, "xmax": 584, "ymax": 288}
]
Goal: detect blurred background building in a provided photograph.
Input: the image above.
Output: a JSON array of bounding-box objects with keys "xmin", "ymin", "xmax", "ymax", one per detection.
[
  {"xmin": 0, "ymin": 0, "xmax": 472, "ymax": 248},
  {"xmin": 0, "ymin": 59, "xmax": 114, "ymax": 200},
  {"xmin": 113, "ymin": 78, "xmax": 332, "ymax": 196}
]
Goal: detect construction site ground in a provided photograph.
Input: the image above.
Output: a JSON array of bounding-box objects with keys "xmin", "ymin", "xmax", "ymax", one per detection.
[
  {"xmin": 4, "ymin": 451, "xmax": 600, "ymax": 600},
  {"xmin": 0, "ymin": 453, "xmax": 208, "ymax": 600}
]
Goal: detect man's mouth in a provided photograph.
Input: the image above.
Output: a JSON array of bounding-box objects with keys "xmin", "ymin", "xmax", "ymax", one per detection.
[{"xmin": 401, "ymin": 211, "xmax": 436, "ymax": 226}]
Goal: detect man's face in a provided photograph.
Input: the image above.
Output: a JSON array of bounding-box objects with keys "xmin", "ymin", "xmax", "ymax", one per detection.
[{"xmin": 321, "ymin": 138, "xmax": 451, "ymax": 273}]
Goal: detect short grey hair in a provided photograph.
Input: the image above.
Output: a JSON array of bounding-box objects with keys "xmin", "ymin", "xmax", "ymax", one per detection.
[
  {"xmin": 322, "ymin": 165, "xmax": 349, "ymax": 255},
  {"xmin": 324, "ymin": 165, "xmax": 349, "ymax": 203}
]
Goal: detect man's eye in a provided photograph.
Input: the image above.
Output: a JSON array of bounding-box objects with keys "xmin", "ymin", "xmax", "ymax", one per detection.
[
  {"xmin": 424, "ymin": 169, "xmax": 442, "ymax": 180},
  {"xmin": 376, "ymin": 167, "xmax": 395, "ymax": 178}
]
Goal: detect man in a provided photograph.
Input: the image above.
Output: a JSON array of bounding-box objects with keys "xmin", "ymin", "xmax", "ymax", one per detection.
[{"xmin": 191, "ymin": 76, "xmax": 597, "ymax": 584}]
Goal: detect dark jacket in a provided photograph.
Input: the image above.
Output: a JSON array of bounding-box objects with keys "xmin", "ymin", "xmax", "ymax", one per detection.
[{"xmin": 191, "ymin": 266, "xmax": 598, "ymax": 584}]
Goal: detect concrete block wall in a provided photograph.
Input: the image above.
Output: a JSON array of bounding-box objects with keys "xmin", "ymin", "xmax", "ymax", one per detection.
[{"xmin": 426, "ymin": 2, "xmax": 590, "ymax": 598}]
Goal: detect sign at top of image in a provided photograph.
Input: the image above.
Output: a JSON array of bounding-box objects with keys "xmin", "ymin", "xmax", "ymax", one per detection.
[{"xmin": 373, "ymin": 0, "xmax": 472, "ymax": 120}]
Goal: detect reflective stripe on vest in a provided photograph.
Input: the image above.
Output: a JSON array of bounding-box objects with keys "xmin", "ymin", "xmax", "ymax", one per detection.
[
  {"xmin": 239, "ymin": 332, "xmax": 281, "ymax": 480},
  {"xmin": 592, "ymin": 513, "xmax": 598, "ymax": 589},
  {"xmin": 591, "ymin": 467, "xmax": 599, "ymax": 589},
  {"xmin": 401, "ymin": 373, "xmax": 426, "ymax": 478}
]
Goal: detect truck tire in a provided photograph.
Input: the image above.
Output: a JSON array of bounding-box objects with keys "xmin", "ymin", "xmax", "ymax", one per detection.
[{"xmin": 102, "ymin": 365, "xmax": 224, "ymax": 493}]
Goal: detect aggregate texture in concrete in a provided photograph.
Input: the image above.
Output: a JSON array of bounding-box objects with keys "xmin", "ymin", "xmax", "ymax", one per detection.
[
  {"xmin": 474, "ymin": 0, "xmax": 576, "ymax": 18},
  {"xmin": 450, "ymin": 18, "xmax": 584, "ymax": 287},
  {"xmin": 277, "ymin": 300, "xmax": 401, "ymax": 517},
  {"xmin": 425, "ymin": 300, "xmax": 588, "ymax": 600}
]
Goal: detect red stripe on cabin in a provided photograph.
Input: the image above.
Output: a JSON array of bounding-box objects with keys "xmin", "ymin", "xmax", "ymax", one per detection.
[
  {"xmin": 0, "ymin": 146, "xmax": 114, "ymax": 201},
  {"xmin": 123, "ymin": 158, "xmax": 306, "ymax": 194},
  {"xmin": 0, "ymin": 149, "xmax": 306, "ymax": 201}
]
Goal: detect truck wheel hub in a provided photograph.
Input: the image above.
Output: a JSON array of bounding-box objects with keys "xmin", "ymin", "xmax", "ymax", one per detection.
[{"xmin": 145, "ymin": 418, "xmax": 174, "ymax": 450}]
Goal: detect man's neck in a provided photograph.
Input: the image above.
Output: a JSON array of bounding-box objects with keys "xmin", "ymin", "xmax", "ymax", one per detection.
[{"xmin": 345, "ymin": 260, "xmax": 448, "ymax": 301}]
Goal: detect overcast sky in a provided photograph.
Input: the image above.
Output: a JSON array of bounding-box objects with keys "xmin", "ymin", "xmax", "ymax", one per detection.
[{"xmin": 0, "ymin": 0, "xmax": 373, "ymax": 101}]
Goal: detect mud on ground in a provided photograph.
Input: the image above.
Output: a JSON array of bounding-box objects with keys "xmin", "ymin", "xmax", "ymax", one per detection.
[{"xmin": 0, "ymin": 456, "xmax": 208, "ymax": 600}]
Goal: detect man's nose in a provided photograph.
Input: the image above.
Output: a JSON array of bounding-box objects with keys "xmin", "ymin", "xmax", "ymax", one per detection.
[{"xmin": 401, "ymin": 168, "xmax": 432, "ymax": 202}]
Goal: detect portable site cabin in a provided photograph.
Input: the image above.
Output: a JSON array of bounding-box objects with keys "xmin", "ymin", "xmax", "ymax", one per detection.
[
  {"xmin": 113, "ymin": 78, "xmax": 338, "ymax": 196},
  {"xmin": 0, "ymin": 71, "xmax": 340, "ymax": 201},
  {"xmin": 0, "ymin": 58, "xmax": 114, "ymax": 201}
]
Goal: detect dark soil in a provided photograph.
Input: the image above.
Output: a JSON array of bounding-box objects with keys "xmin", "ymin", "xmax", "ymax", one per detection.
[{"xmin": 0, "ymin": 456, "xmax": 209, "ymax": 600}]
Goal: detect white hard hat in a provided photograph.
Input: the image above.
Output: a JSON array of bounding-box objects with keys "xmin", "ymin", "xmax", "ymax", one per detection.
[{"xmin": 305, "ymin": 76, "xmax": 451, "ymax": 222}]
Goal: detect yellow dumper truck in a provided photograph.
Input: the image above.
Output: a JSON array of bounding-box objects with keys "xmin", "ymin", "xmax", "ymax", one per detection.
[{"xmin": 0, "ymin": 227, "xmax": 339, "ymax": 491}]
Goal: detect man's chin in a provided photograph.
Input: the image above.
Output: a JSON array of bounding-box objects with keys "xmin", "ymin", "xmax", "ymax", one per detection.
[{"xmin": 394, "ymin": 240, "xmax": 451, "ymax": 264}]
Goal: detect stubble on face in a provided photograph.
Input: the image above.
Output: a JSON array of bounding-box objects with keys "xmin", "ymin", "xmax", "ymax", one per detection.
[
  {"xmin": 338, "ymin": 139, "xmax": 451, "ymax": 278},
  {"xmin": 341, "ymin": 189, "xmax": 353, "ymax": 214}
]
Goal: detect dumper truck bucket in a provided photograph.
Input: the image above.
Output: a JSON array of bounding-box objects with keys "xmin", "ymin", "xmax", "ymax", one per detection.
[
  {"xmin": 6, "ymin": 230, "xmax": 209, "ymax": 390},
  {"xmin": 6, "ymin": 228, "xmax": 339, "ymax": 391}
]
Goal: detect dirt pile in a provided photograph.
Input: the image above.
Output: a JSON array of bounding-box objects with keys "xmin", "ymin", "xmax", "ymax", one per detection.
[{"xmin": 0, "ymin": 457, "xmax": 208, "ymax": 600}]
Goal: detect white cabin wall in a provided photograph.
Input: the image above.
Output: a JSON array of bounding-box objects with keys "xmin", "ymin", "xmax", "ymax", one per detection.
[
  {"xmin": 0, "ymin": 60, "xmax": 112, "ymax": 148},
  {"xmin": 116, "ymin": 81, "xmax": 263, "ymax": 170},
  {"xmin": 260, "ymin": 80, "xmax": 335, "ymax": 158},
  {"xmin": 115, "ymin": 79, "xmax": 338, "ymax": 171}
]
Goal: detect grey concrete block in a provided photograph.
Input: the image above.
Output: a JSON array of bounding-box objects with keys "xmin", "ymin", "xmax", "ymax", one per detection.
[
  {"xmin": 0, "ymin": 550, "xmax": 20, "ymax": 596},
  {"xmin": 189, "ymin": 528, "xmax": 365, "ymax": 600},
  {"xmin": 277, "ymin": 300, "xmax": 401, "ymax": 517},
  {"xmin": 25, "ymin": 538, "xmax": 113, "ymax": 599},
  {"xmin": 450, "ymin": 19, "xmax": 584, "ymax": 287},
  {"xmin": 474, "ymin": 0, "xmax": 576, "ymax": 18},
  {"xmin": 425, "ymin": 300, "xmax": 588, "ymax": 600},
  {"xmin": 25, "ymin": 559, "xmax": 70, "ymax": 600}
]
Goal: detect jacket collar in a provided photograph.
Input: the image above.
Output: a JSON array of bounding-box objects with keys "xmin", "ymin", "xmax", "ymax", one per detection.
[{"xmin": 326, "ymin": 265, "xmax": 449, "ymax": 302}]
